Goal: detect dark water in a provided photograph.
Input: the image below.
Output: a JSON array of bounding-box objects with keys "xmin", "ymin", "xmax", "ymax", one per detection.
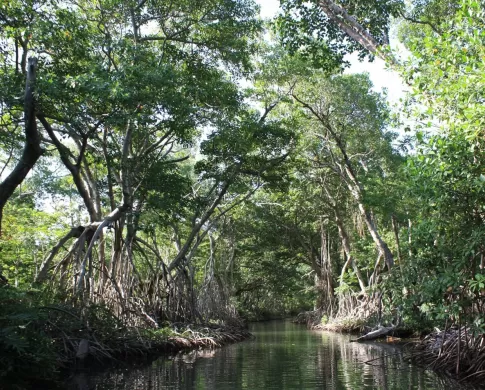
[{"xmin": 68, "ymin": 320, "xmax": 474, "ymax": 390}]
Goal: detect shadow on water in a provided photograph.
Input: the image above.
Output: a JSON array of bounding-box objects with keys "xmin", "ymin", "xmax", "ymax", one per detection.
[{"xmin": 66, "ymin": 320, "xmax": 480, "ymax": 390}]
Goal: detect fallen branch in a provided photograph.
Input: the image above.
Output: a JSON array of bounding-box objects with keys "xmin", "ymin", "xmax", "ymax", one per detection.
[{"xmin": 351, "ymin": 325, "xmax": 396, "ymax": 342}]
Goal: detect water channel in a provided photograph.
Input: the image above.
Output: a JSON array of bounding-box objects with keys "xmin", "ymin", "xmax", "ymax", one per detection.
[{"xmin": 68, "ymin": 320, "xmax": 477, "ymax": 390}]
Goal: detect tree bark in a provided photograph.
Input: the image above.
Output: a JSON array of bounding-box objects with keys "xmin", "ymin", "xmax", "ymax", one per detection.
[
  {"xmin": 168, "ymin": 181, "xmax": 230, "ymax": 272},
  {"xmin": 0, "ymin": 58, "xmax": 43, "ymax": 234},
  {"xmin": 318, "ymin": 0, "xmax": 389, "ymax": 61},
  {"xmin": 314, "ymin": 0, "xmax": 399, "ymax": 65},
  {"xmin": 408, "ymin": 218, "xmax": 413, "ymax": 258},
  {"xmin": 352, "ymin": 325, "xmax": 396, "ymax": 342},
  {"xmin": 335, "ymin": 210, "xmax": 367, "ymax": 295},
  {"xmin": 332, "ymin": 122, "xmax": 394, "ymax": 271},
  {"xmin": 391, "ymin": 214, "xmax": 402, "ymax": 265},
  {"xmin": 357, "ymin": 203, "xmax": 394, "ymax": 271},
  {"xmin": 293, "ymin": 94, "xmax": 394, "ymax": 270}
]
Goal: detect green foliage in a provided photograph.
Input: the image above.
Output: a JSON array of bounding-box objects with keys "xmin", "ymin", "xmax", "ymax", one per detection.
[
  {"xmin": 223, "ymin": 191, "xmax": 318, "ymax": 319},
  {"xmin": 374, "ymin": 0, "xmax": 485, "ymax": 330},
  {"xmin": 0, "ymin": 199, "xmax": 66, "ymax": 287},
  {"xmin": 2, "ymin": 0, "xmax": 485, "ymax": 379},
  {"xmin": 0, "ymin": 287, "xmax": 57, "ymax": 384},
  {"xmin": 401, "ymin": 0, "xmax": 485, "ymax": 139},
  {"xmin": 385, "ymin": 132, "xmax": 485, "ymax": 325},
  {"xmin": 276, "ymin": 0, "xmax": 403, "ymax": 63}
]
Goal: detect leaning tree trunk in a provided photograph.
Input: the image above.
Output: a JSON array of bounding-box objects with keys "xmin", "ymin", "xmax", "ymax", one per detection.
[
  {"xmin": 35, "ymin": 226, "xmax": 85, "ymax": 283},
  {"xmin": 318, "ymin": 0, "xmax": 388, "ymax": 61},
  {"xmin": 292, "ymin": 94, "xmax": 395, "ymax": 271},
  {"xmin": 391, "ymin": 215, "xmax": 402, "ymax": 265},
  {"xmin": 356, "ymin": 202, "xmax": 394, "ymax": 271},
  {"xmin": 338, "ymin": 141, "xmax": 394, "ymax": 271},
  {"xmin": 0, "ymin": 57, "xmax": 43, "ymax": 234},
  {"xmin": 316, "ymin": 0, "xmax": 399, "ymax": 64}
]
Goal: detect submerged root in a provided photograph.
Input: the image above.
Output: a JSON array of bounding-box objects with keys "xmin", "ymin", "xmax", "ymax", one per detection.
[{"xmin": 412, "ymin": 327, "xmax": 485, "ymax": 383}]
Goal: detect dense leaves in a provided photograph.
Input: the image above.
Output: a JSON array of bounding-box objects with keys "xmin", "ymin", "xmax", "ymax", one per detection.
[{"xmin": 1, "ymin": 0, "xmax": 485, "ymax": 384}]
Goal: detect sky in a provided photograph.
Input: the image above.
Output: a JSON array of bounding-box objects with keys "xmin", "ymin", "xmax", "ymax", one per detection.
[
  {"xmin": 258, "ymin": 0, "xmax": 280, "ymax": 18},
  {"xmin": 255, "ymin": 0, "xmax": 408, "ymax": 106}
]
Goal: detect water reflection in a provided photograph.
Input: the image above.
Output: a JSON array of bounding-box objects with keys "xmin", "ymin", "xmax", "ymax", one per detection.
[{"xmin": 68, "ymin": 321, "xmax": 475, "ymax": 390}]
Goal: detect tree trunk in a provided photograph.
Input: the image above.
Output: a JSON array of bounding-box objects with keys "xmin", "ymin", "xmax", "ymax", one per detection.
[
  {"xmin": 316, "ymin": 222, "xmax": 335, "ymax": 312},
  {"xmin": 408, "ymin": 218, "xmax": 413, "ymax": 258},
  {"xmin": 293, "ymin": 94, "xmax": 395, "ymax": 271},
  {"xmin": 0, "ymin": 58, "xmax": 43, "ymax": 234},
  {"xmin": 357, "ymin": 203, "xmax": 394, "ymax": 270},
  {"xmin": 391, "ymin": 214, "xmax": 403, "ymax": 268},
  {"xmin": 352, "ymin": 325, "xmax": 396, "ymax": 342},
  {"xmin": 38, "ymin": 117, "xmax": 99, "ymax": 222},
  {"xmin": 335, "ymin": 211, "xmax": 367, "ymax": 295},
  {"xmin": 338, "ymin": 137, "xmax": 394, "ymax": 272},
  {"xmin": 168, "ymin": 181, "xmax": 230, "ymax": 272},
  {"xmin": 317, "ymin": 0, "xmax": 389, "ymax": 61}
]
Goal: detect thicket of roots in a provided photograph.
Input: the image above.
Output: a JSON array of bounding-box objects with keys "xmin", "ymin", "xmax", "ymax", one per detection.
[
  {"xmin": 296, "ymin": 293, "xmax": 382, "ymax": 332},
  {"xmin": 413, "ymin": 326, "xmax": 485, "ymax": 382},
  {"xmin": 37, "ymin": 224, "xmax": 244, "ymax": 330},
  {"xmin": 0, "ymin": 284, "xmax": 251, "ymax": 387}
]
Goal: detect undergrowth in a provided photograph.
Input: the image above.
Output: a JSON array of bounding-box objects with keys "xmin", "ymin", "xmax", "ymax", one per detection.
[
  {"xmin": 0, "ymin": 285, "xmax": 250, "ymax": 388},
  {"xmin": 0, "ymin": 287, "xmax": 58, "ymax": 385}
]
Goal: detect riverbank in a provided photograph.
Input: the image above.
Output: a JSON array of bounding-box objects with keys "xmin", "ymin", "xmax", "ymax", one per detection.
[
  {"xmin": 3, "ymin": 318, "xmax": 251, "ymax": 389},
  {"xmin": 65, "ymin": 319, "xmax": 467, "ymax": 389},
  {"xmin": 316, "ymin": 319, "xmax": 485, "ymax": 385},
  {"xmin": 295, "ymin": 310, "xmax": 485, "ymax": 388},
  {"xmin": 411, "ymin": 327, "xmax": 485, "ymax": 384},
  {"xmin": 0, "ymin": 287, "xmax": 251, "ymax": 388},
  {"xmin": 294, "ymin": 310, "xmax": 368, "ymax": 333}
]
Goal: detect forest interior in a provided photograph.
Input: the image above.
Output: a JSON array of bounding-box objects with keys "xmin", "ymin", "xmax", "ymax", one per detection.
[{"xmin": 1, "ymin": 0, "xmax": 485, "ymax": 387}]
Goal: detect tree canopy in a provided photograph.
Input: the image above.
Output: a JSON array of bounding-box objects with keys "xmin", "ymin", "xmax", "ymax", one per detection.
[{"xmin": 2, "ymin": 0, "xmax": 485, "ymax": 384}]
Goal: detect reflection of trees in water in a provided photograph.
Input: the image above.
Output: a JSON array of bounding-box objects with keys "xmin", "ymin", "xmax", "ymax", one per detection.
[
  {"xmin": 67, "ymin": 325, "xmax": 470, "ymax": 390},
  {"xmin": 315, "ymin": 332, "xmax": 472, "ymax": 390},
  {"xmin": 67, "ymin": 348, "xmax": 242, "ymax": 390}
]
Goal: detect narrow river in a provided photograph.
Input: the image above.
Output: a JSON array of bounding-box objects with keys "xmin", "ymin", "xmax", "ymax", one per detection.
[{"xmin": 68, "ymin": 320, "xmax": 474, "ymax": 389}]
